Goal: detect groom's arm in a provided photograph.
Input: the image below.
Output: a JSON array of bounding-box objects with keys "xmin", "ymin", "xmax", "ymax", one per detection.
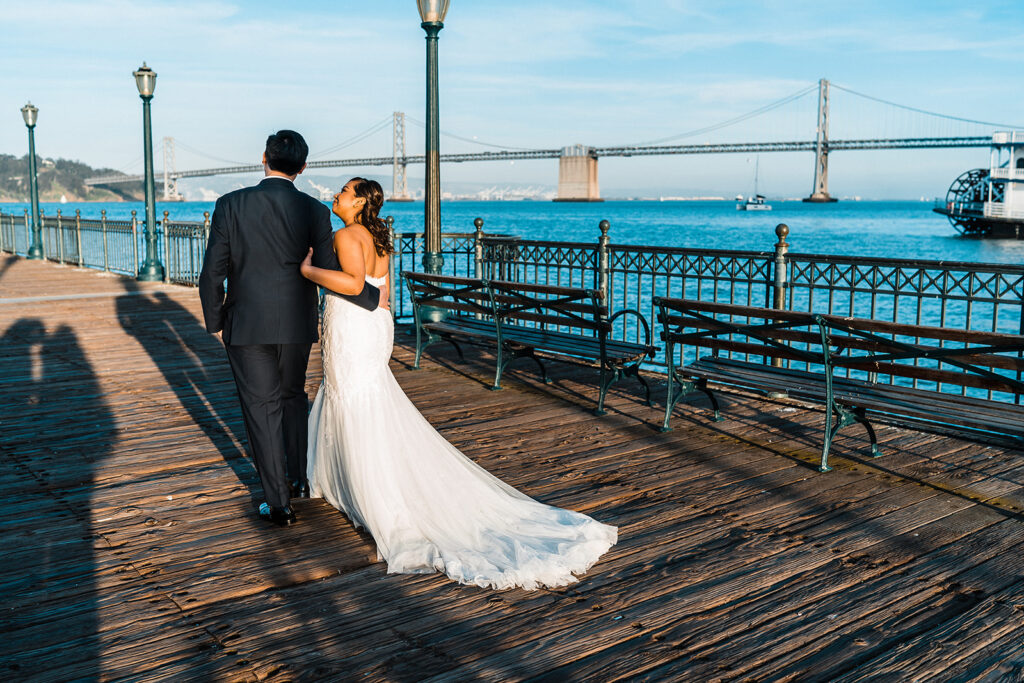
[
  {"xmin": 310, "ymin": 208, "xmax": 380, "ymax": 311},
  {"xmin": 199, "ymin": 197, "xmax": 231, "ymax": 333}
]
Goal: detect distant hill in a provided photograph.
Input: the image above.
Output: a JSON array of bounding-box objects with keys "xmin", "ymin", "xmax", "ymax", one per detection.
[{"xmin": 0, "ymin": 154, "xmax": 143, "ymax": 202}]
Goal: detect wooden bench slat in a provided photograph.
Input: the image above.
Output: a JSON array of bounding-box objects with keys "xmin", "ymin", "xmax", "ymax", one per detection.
[
  {"xmin": 661, "ymin": 315, "xmax": 1024, "ymax": 372},
  {"xmin": 685, "ymin": 358, "xmax": 1024, "ymax": 435},
  {"xmin": 425, "ymin": 318, "xmax": 651, "ymax": 359},
  {"xmin": 489, "ymin": 278, "xmax": 603, "ymax": 299},
  {"xmin": 658, "ymin": 296, "xmax": 1024, "ymax": 345}
]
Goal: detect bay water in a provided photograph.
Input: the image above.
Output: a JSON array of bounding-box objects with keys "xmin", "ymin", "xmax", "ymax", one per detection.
[{"xmin": 4, "ymin": 198, "xmax": 1024, "ymax": 265}]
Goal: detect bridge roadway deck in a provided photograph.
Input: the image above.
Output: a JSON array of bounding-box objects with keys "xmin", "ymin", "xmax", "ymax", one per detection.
[{"xmin": 2, "ymin": 253, "xmax": 1024, "ymax": 681}]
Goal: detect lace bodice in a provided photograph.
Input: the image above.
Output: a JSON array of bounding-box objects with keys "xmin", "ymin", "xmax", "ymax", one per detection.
[{"xmin": 365, "ymin": 273, "xmax": 387, "ymax": 287}]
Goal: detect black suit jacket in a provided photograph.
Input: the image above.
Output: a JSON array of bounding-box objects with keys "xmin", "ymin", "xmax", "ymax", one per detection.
[{"xmin": 198, "ymin": 177, "xmax": 379, "ymax": 345}]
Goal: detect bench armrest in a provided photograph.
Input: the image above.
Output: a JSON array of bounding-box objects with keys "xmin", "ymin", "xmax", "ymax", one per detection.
[{"xmin": 609, "ymin": 308, "xmax": 653, "ymax": 350}]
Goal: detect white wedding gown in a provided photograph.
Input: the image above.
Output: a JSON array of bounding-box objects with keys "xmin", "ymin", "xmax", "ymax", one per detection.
[{"xmin": 307, "ymin": 274, "xmax": 617, "ymax": 590}]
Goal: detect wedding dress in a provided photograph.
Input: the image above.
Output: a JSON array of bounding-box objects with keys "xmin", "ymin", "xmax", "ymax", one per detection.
[{"xmin": 307, "ymin": 273, "xmax": 617, "ymax": 590}]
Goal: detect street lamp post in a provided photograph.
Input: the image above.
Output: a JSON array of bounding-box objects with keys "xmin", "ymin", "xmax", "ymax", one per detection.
[
  {"xmin": 417, "ymin": 0, "xmax": 449, "ymax": 275},
  {"xmin": 134, "ymin": 62, "xmax": 164, "ymax": 281},
  {"xmin": 21, "ymin": 103, "xmax": 43, "ymax": 259}
]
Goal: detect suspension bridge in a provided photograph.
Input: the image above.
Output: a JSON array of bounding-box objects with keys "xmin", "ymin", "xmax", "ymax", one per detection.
[{"xmin": 85, "ymin": 79, "xmax": 1012, "ymax": 202}]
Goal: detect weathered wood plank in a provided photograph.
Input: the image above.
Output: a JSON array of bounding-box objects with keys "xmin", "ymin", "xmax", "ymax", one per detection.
[{"xmin": 2, "ymin": 253, "xmax": 1024, "ymax": 681}]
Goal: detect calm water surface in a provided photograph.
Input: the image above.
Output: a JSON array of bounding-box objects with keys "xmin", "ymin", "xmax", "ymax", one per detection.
[{"xmin": 4, "ymin": 198, "xmax": 1023, "ymax": 265}]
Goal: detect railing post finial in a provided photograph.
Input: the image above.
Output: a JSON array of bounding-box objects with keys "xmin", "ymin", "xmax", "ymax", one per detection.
[
  {"xmin": 385, "ymin": 216, "xmax": 396, "ymax": 315},
  {"xmin": 597, "ymin": 220, "xmax": 611, "ymax": 302},
  {"xmin": 772, "ymin": 223, "xmax": 789, "ymax": 310},
  {"xmin": 161, "ymin": 211, "xmax": 170, "ymax": 283},
  {"xmin": 473, "ymin": 217, "xmax": 485, "ymax": 279},
  {"xmin": 768, "ymin": 223, "xmax": 791, "ymax": 370}
]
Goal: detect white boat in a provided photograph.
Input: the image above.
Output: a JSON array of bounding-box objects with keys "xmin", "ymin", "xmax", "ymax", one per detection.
[
  {"xmin": 737, "ymin": 157, "xmax": 772, "ymax": 211},
  {"xmin": 739, "ymin": 194, "xmax": 772, "ymax": 211}
]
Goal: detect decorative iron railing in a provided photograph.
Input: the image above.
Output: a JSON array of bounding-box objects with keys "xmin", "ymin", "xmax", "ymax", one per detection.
[
  {"xmin": 4, "ymin": 208, "xmax": 1022, "ymax": 401},
  {"xmin": 0, "ymin": 208, "xmax": 194, "ymax": 280}
]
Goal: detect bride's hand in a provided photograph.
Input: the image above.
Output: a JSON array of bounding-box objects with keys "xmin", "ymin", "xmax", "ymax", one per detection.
[{"xmin": 300, "ymin": 247, "xmax": 314, "ymax": 276}]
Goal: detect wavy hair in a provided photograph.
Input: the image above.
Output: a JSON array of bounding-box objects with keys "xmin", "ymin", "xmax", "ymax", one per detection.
[{"xmin": 348, "ymin": 177, "xmax": 393, "ymax": 256}]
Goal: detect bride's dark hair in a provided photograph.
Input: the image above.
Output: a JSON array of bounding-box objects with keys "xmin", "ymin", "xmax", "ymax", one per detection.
[{"xmin": 349, "ymin": 177, "xmax": 393, "ymax": 256}]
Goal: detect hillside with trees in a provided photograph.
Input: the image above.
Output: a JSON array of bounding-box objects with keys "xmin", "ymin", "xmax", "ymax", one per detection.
[{"xmin": 0, "ymin": 154, "xmax": 143, "ymax": 202}]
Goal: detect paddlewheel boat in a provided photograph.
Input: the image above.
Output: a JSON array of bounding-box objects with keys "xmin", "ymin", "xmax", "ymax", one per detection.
[{"xmin": 934, "ymin": 131, "xmax": 1024, "ymax": 238}]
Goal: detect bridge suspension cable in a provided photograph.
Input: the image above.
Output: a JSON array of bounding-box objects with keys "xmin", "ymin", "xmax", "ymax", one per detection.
[
  {"xmin": 627, "ymin": 83, "xmax": 819, "ymax": 147},
  {"xmin": 829, "ymin": 83, "xmax": 1024, "ymax": 130},
  {"xmin": 111, "ymin": 154, "xmax": 143, "ymax": 175},
  {"xmin": 309, "ymin": 116, "xmax": 393, "ymax": 159},
  {"xmin": 406, "ymin": 115, "xmax": 536, "ymax": 151},
  {"xmin": 173, "ymin": 140, "xmax": 246, "ymax": 166}
]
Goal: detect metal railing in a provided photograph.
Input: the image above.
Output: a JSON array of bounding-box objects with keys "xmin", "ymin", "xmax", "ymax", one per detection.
[
  {"xmin": 0, "ymin": 209, "xmax": 210, "ymax": 283},
  {"xmin": 5, "ymin": 209, "xmax": 1022, "ymax": 402},
  {"xmin": 467, "ymin": 222, "xmax": 1024, "ymax": 402}
]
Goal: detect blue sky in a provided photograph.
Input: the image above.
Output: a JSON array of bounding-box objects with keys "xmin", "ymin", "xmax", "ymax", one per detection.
[{"xmin": 1, "ymin": 1, "xmax": 1022, "ymax": 198}]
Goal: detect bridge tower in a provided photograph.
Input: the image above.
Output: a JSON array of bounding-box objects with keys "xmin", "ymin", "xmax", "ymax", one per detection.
[
  {"xmin": 804, "ymin": 78, "xmax": 837, "ymax": 202},
  {"xmin": 391, "ymin": 112, "xmax": 412, "ymax": 202},
  {"xmin": 162, "ymin": 137, "xmax": 183, "ymax": 201},
  {"xmin": 555, "ymin": 145, "xmax": 602, "ymax": 202}
]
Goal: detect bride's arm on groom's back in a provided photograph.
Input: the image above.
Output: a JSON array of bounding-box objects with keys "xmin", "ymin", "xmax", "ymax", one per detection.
[{"xmin": 300, "ymin": 230, "xmax": 366, "ymax": 296}]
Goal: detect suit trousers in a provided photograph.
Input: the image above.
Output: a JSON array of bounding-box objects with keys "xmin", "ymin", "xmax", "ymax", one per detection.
[{"xmin": 225, "ymin": 343, "xmax": 312, "ymax": 509}]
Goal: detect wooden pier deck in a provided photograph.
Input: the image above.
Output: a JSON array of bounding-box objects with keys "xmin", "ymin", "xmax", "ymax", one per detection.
[{"xmin": 3, "ymin": 252, "xmax": 1024, "ymax": 682}]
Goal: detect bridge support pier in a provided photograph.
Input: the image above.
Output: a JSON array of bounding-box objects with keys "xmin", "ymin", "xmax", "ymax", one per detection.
[
  {"xmin": 391, "ymin": 111, "xmax": 413, "ymax": 202},
  {"xmin": 804, "ymin": 78, "xmax": 837, "ymax": 203},
  {"xmin": 555, "ymin": 145, "xmax": 602, "ymax": 202}
]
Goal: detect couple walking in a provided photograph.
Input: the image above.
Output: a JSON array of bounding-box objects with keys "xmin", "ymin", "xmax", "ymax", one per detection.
[{"xmin": 198, "ymin": 130, "xmax": 615, "ymax": 590}]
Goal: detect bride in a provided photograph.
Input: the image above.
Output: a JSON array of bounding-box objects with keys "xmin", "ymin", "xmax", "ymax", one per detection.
[{"xmin": 299, "ymin": 177, "xmax": 617, "ymax": 591}]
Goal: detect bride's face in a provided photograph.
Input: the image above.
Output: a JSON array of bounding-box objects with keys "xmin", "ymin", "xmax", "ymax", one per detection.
[{"xmin": 332, "ymin": 182, "xmax": 365, "ymax": 223}]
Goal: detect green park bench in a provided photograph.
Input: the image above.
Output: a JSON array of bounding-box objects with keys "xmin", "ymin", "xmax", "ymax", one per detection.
[
  {"xmin": 655, "ymin": 297, "xmax": 1024, "ymax": 472},
  {"xmin": 404, "ymin": 271, "xmax": 656, "ymax": 415}
]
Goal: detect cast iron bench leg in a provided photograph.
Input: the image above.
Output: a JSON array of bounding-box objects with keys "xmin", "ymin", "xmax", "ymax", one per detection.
[
  {"xmin": 492, "ymin": 344, "xmax": 507, "ymax": 391},
  {"xmin": 627, "ymin": 364, "xmax": 653, "ymax": 406},
  {"xmin": 698, "ymin": 378, "xmax": 723, "ymax": 422},
  {"xmin": 526, "ymin": 350, "xmax": 551, "ymax": 384},
  {"xmin": 820, "ymin": 411, "xmax": 839, "ymax": 473},
  {"xmin": 595, "ymin": 364, "xmax": 612, "ymax": 416},
  {"xmin": 851, "ymin": 406, "xmax": 882, "ymax": 458}
]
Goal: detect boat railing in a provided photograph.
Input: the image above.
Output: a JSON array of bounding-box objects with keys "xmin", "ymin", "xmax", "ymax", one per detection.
[
  {"xmin": 984, "ymin": 202, "xmax": 1024, "ymax": 219},
  {"xmin": 990, "ymin": 167, "xmax": 1024, "ymax": 180},
  {"xmin": 992, "ymin": 131, "xmax": 1024, "ymax": 145},
  {"xmin": 934, "ymin": 198, "xmax": 984, "ymax": 215}
]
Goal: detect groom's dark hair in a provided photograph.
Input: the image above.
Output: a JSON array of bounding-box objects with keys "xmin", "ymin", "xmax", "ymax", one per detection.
[{"xmin": 265, "ymin": 130, "xmax": 308, "ymax": 176}]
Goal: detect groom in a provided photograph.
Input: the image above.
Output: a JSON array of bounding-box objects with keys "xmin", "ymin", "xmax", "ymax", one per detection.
[{"xmin": 199, "ymin": 130, "xmax": 384, "ymax": 527}]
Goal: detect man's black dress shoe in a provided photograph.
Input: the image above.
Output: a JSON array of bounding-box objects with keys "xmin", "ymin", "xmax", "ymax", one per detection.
[
  {"xmin": 289, "ymin": 479, "xmax": 310, "ymax": 499},
  {"xmin": 259, "ymin": 502, "xmax": 296, "ymax": 526}
]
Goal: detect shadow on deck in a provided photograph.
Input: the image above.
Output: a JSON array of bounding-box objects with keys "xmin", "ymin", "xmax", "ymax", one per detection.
[{"xmin": 2, "ymin": 254, "xmax": 1024, "ymax": 681}]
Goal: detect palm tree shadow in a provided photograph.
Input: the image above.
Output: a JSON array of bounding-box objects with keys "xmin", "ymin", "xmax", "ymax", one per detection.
[{"xmin": 115, "ymin": 279, "xmax": 261, "ymax": 503}]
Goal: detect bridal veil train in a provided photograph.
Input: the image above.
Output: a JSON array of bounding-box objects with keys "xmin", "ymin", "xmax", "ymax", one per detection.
[{"xmin": 307, "ymin": 275, "xmax": 617, "ymax": 591}]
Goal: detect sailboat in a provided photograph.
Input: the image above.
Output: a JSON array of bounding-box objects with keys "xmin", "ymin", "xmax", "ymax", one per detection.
[{"xmin": 737, "ymin": 157, "xmax": 772, "ymax": 211}]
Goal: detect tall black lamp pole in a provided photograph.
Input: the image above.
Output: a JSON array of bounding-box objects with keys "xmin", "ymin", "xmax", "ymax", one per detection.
[
  {"xmin": 21, "ymin": 102, "xmax": 43, "ymax": 259},
  {"xmin": 134, "ymin": 62, "xmax": 165, "ymax": 281},
  {"xmin": 417, "ymin": 0, "xmax": 450, "ymax": 275}
]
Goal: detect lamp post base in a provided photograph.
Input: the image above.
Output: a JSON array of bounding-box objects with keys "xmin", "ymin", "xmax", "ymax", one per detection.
[
  {"xmin": 422, "ymin": 250, "xmax": 444, "ymax": 275},
  {"xmin": 137, "ymin": 261, "xmax": 165, "ymax": 282},
  {"xmin": 26, "ymin": 245, "xmax": 43, "ymax": 260},
  {"xmin": 419, "ymin": 251, "xmax": 447, "ymax": 323}
]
